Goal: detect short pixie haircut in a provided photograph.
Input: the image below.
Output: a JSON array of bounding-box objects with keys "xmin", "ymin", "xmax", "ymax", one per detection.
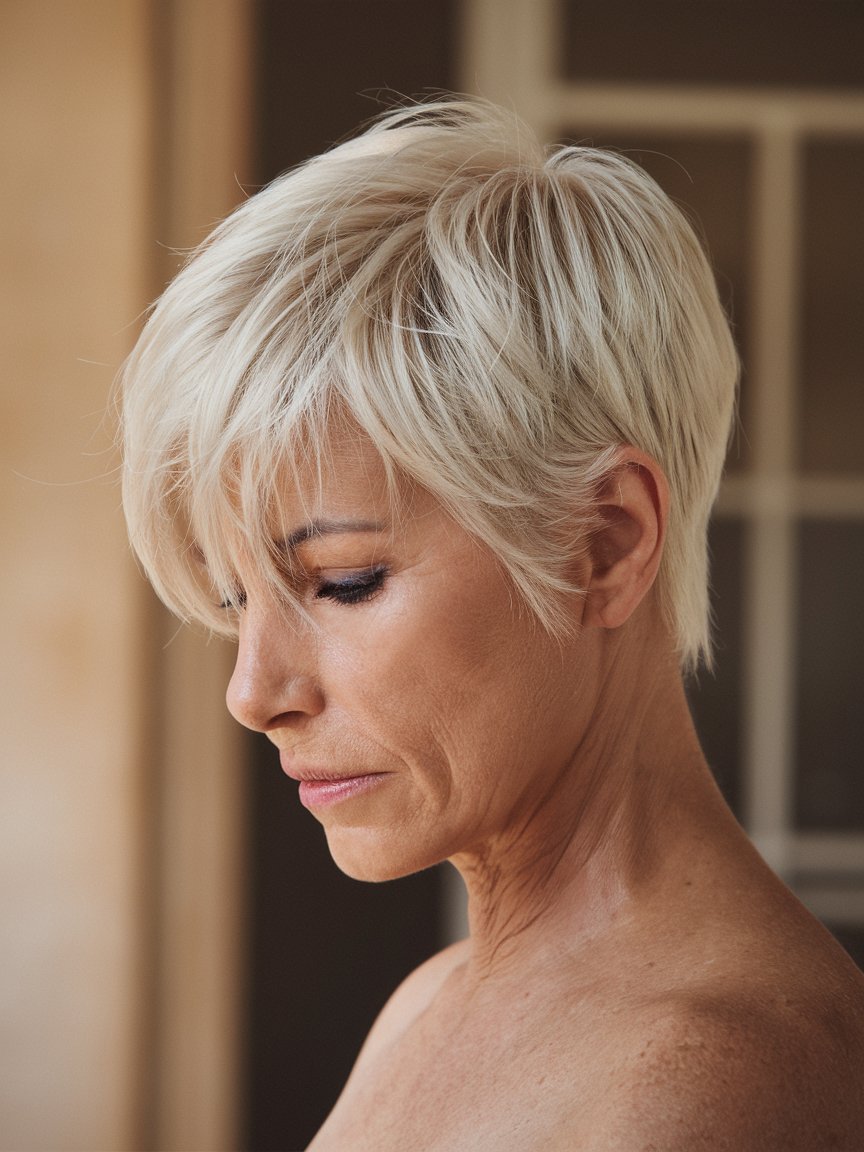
[{"xmin": 121, "ymin": 99, "xmax": 737, "ymax": 671}]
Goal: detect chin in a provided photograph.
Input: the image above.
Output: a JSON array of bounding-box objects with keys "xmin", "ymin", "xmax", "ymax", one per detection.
[{"xmin": 324, "ymin": 826, "xmax": 445, "ymax": 883}]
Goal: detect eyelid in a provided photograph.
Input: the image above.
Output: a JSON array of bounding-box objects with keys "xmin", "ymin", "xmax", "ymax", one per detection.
[
  {"xmin": 315, "ymin": 563, "xmax": 389, "ymax": 605},
  {"xmin": 216, "ymin": 561, "xmax": 389, "ymax": 612}
]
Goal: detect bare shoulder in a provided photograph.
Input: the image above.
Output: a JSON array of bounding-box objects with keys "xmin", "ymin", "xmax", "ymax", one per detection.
[
  {"xmin": 352, "ymin": 937, "xmax": 470, "ymax": 1068},
  {"xmin": 591, "ymin": 977, "xmax": 864, "ymax": 1152},
  {"xmin": 575, "ymin": 845, "xmax": 864, "ymax": 1151}
]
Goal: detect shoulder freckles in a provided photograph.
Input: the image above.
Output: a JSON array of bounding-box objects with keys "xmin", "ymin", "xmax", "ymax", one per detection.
[{"xmin": 594, "ymin": 995, "xmax": 863, "ymax": 1152}]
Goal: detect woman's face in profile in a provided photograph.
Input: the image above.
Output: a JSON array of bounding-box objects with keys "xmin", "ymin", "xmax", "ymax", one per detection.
[{"xmin": 226, "ymin": 428, "xmax": 599, "ymax": 881}]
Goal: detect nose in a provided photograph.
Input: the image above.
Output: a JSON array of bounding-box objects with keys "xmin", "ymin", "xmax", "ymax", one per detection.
[{"xmin": 225, "ymin": 599, "xmax": 325, "ymax": 733}]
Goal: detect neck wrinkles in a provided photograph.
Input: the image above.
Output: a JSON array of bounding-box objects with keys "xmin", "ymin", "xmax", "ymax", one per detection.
[{"xmin": 451, "ymin": 642, "xmax": 699, "ymax": 982}]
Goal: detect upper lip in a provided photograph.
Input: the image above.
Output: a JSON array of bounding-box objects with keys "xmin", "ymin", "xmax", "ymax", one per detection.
[{"xmin": 278, "ymin": 750, "xmax": 375, "ymax": 783}]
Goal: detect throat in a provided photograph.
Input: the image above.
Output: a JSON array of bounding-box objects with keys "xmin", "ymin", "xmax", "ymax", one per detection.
[
  {"xmin": 451, "ymin": 728, "xmax": 694, "ymax": 979},
  {"xmin": 449, "ymin": 652, "xmax": 708, "ymax": 980},
  {"xmin": 455, "ymin": 827, "xmax": 638, "ymax": 979}
]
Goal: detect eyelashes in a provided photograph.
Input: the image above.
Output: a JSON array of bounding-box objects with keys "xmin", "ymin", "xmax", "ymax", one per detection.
[
  {"xmin": 220, "ymin": 564, "xmax": 389, "ymax": 613},
  {"xmin": 315, "ymin": 564, "xmax": 389, "ymax": 606}
]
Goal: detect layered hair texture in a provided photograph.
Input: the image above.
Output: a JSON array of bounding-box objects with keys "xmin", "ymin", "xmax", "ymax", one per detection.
[{"xmin": 121, "ymin": 99, "xmax": 738, "ymax": 671}]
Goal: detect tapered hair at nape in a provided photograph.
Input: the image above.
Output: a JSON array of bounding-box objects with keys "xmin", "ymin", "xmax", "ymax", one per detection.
[{"xmin": 121, "ymin": 98, "xmax": 738, "ymax": 671}]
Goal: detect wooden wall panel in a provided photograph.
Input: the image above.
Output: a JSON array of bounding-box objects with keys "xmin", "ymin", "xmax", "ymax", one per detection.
[
  {"xmin": 0, "ymin": 3, "xmax": 252, "ymax": 1148},
  {"xmin": 0, "ymin": 2, "xmax": 151, "ymax": 1147}
]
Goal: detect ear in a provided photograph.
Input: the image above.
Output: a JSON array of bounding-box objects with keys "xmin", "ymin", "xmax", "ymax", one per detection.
[{"xmin": 581, "ymin": 448, "xmax": 669, "ymax": 631}]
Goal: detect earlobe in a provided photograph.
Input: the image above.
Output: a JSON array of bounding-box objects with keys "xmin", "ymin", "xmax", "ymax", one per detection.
[{"xmin": 581, "ymin": 449, "xmax": 668, "ymax": 631}]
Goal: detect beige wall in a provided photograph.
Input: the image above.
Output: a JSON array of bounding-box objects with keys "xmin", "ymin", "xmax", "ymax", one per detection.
[
  {"xmin": 0, "ymin": 3, "xmax": 249, "ymax": 1148},
  {"xmin": 0, "ymin": 2, "xmax": 150, "ymax": 1147}
]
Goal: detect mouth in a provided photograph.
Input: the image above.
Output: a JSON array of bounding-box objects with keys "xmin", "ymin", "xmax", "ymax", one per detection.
[
  {"xmin": 295, "ymin": 774, "xmax": 388, "ymax": 809},
  {"xmin": 279, "ymin": 753, "xmax": 388, "ymax": 809}
]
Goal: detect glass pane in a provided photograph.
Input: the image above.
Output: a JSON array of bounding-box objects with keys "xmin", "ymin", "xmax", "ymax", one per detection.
[
  {"xmin": 795, "ymin": 523, "xmax": 864, "ymax": 831},
  {"xmin": 800, "ymin": 140, "xmax": 864, "ymax": 473},
  {"xmin": 556, "ymin": 133, "xmax": 752, "ymax": 471},
  {"xmin": 562, "ymin": 0, "xmax": 864, "ymax": 87},
  {"xmin": 687, "ymin": 518, "xmax": 745, "ymax": 816}
]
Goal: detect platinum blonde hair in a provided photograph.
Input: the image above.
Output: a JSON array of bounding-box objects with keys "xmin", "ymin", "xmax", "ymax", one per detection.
[{"xmin": 121, "ymin": 100, "xmax": 738, "ymax": 671}]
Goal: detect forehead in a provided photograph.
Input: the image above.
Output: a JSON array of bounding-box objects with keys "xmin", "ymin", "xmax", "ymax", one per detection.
[{"xmin": 263, "ymin": 422, "xmax": 416, "ymax": 538}]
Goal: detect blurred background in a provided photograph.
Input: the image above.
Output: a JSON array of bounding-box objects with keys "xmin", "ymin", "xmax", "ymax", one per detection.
[{"xmin": 1, "ymin": 1, "xmax": 862, "ymax": 1148}]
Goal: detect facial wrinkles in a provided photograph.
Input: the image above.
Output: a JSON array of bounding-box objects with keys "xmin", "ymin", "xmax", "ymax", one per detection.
[
  {"xmin": 338, "ymin": 559, "xmax": 527, "ymax": 859},
  {"xmin": 271, "ymin": 565, "xmax": 453, "ymax": 810},
  {"xmin": 430, "ymin": 644, "xmax": 572, "ymax": 874},
  {"xmin": 326, "ymin": 586, "xmax": 491, "ymax": 824},
  {"xmin": 233, "ymin": 430, "xmax": 616, "ymax": 901}
]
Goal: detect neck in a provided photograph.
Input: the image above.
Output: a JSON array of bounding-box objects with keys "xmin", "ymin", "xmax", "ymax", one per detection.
[{"xmin": 451, "ymin": 629, "xmax": 721, "ymax": 980}]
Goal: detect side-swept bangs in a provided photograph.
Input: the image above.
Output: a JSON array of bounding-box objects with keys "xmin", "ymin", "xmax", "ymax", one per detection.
[{"xmin": 121, "ymin": 99, "xmax": 737, "ymax": 667}]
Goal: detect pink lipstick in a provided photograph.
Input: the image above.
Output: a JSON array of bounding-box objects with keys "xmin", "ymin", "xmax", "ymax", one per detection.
[{"xmin": 297, "ymin": 774, "xmax": 387, "ymax": 809}]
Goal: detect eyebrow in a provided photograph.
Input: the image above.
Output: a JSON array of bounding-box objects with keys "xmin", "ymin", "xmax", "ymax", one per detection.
[{"xmin": 277, "ymin": 518, "xmax": 387, "ymax": 552}]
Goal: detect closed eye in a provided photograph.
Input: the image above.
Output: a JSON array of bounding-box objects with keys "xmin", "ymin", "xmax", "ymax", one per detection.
[
  {"xmin": 315, "ymin": 565, "xmax": 389, "ymax": 606},
  {"xmin": 219, "ymin": 586, "xmax": 247, "ymax": 612}
]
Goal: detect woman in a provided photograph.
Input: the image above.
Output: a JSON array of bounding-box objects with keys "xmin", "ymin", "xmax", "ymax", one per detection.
[{"xmin": 122, "ymin": 101, "xmax": 864, "ymax": 1149}]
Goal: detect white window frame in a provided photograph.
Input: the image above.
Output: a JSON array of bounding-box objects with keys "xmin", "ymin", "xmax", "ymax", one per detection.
[{"xmin": 457, "ymin": 0, "xmax": 864, "ymax": 934}]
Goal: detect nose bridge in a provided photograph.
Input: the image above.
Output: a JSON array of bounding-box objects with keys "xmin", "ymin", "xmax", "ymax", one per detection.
[{"xmin": 226, "ymin": 598, "xmax": 321, "ymax": 732}]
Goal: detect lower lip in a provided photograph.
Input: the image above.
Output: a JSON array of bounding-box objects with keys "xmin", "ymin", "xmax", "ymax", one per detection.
[{"xmin": 297, "ymin": 774, "xmax": 387, "ymax": 809}]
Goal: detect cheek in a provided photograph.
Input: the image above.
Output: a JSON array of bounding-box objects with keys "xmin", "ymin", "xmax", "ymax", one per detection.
[
  {"xmin": 324, "ymin": 583, "xmax": 567, "ymax": 795},
  {"xmin": 329, "ymin": 613, "xmax": 477, "ymax": 773}
]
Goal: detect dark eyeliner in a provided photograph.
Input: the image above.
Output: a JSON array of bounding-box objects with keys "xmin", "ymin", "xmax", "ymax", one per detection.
[{"xmin": 315, "ymin": 565, "xmax": 389, "ymax": 606}]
